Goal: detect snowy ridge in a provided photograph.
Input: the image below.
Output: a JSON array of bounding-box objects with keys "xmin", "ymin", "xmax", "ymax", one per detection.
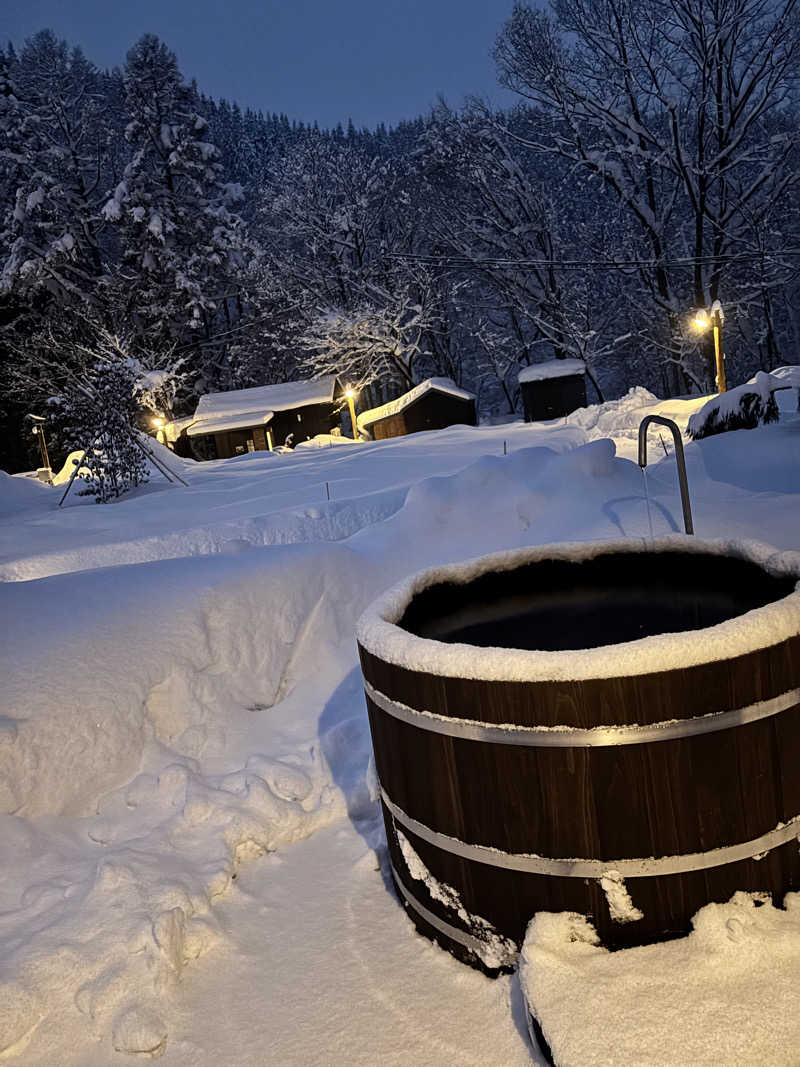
[
  {"xmin": 0, "ymin": 488, "xmax": 406, "ymax": 582},
  {"xmin": 0, "ymin": 470, "xmax": 51, "ymax": 516},
  {"xmin": 357, "ymin": 376, "xmax": 474, "ymax": 431},
  {"xmin": 357, "ymin": 536, "xmax": 800, "ymax": 683}
]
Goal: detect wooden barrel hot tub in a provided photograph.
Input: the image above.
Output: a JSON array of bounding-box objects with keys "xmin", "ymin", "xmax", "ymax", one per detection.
[{"xmin": 356, "ymin": 537, "xmax": 800, "ymax": 973}]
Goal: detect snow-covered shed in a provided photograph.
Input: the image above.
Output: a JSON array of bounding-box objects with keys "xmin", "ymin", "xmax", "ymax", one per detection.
[
  {"xmin": 175, "ymin": 377, "xmax": 342, "ymax": 459},
  {"xmin": 357, "ymin": 378, "xmax": 476, "ymax": 441},
  {"xmin": 519, "ymin": 359, "xmax": 587, "ymax": 422}
]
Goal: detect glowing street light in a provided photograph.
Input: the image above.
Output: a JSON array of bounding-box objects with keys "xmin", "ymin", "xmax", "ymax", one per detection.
[
  {"xmin": 692, "ymin": 302, "xmax": 726, "ymax": 392},
  {"xmin": 151, "ymin": 416, "xmax": 165, "ymax": 429},
  {"xmin": 344, "ymin": 387, "xmax": 358, "ymax": 439}
]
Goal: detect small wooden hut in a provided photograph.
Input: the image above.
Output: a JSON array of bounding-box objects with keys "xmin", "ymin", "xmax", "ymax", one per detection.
[
  {"xmin": 519, "ymin": 360, "xmax": 586, "ymax": 422},
  {"xmin": 358, "ymin": 378, "xmax": 476, "ymax": 441},
  {"xmin": 168, "ymin": 377, "xmax": 342, "ymax": 459}
]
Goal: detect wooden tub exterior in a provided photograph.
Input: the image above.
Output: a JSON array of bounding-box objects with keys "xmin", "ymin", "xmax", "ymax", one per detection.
[{"xmin": 356, "ymin": 539, "xmax": 800, "ymax": 973}]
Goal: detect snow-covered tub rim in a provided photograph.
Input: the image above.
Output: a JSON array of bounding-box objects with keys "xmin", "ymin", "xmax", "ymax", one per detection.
[{"xmin": 356, "ymin": 536, "xmax": 800, "ymax": 683}]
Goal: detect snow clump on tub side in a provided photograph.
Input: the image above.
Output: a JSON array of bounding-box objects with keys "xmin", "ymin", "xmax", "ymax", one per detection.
[
  {"xmin": 598, "ymin": 870, "xmax": 644, "ymax": 923},
  {"xmin": 396, "ymin": 830, "xmax": 518, "ymax": 970}
]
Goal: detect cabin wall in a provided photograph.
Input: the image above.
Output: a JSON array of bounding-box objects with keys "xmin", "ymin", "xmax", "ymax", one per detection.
[
  {"xmin": 521, "ymin": 374, "xmax": 587, "ymax": 422},
  {"xmin": 189, "ymin": 401, "xmax": 340, "ymax": 459},
  {"xmin": 270, "ymin": 402, "xmax": 339, "ymax": 447},
  {"xmin": 369, "ymin": 393, "xmax": 476, "ymax": 441}
]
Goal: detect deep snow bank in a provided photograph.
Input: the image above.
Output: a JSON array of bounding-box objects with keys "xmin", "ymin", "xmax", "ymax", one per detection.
[
  {"xmin": 1, "ymin": 540, "xmax": 379, "ymax": 817},
  {"xmin": 0, "ymin": 471, "xmax": 55, "ymax": 516},
  {"xmin": 521, "ymin": 892, "xmax": 800, "ymax": 1066}
]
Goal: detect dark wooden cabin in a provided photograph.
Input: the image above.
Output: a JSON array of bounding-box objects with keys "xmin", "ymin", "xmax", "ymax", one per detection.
[
  {"xmin": 175, "ymin": 377, "xmax": 342, "ymax": 459},
  {"xmin": 358, "ymin": 378, "xmax": 476, "ymax": 441},
  {"xmin": 520, "ymin": 360, "xmax": 587, "ymax": 422}
]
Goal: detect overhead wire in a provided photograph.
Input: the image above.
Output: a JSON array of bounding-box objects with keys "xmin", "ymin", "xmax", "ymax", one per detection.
[{"xmin": 388, "ymin": 249, "xmax": 800, "ymax": 270}]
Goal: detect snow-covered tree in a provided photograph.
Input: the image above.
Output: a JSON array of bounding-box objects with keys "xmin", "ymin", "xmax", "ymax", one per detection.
[
  {"xmin": 494, "ymin": 0, "xmax": 800, "ymax": 391},
  {"xmin": 301, "ymin": 280, "xmax": 442, "ymax": 392},
  {"xmin": 56, "ymin": 359, "xmax": 149, "ymax": 502},
  {"xmin": 104, "ymin": 35, "xmax": 247, "ymax": 368},
  {"xmin": 0, "ymin": 32, "xmax": 115, "ymax": 309},
  {"xmin": 44, "ymin": 325, "xmax": 151, "ymax": 501},
  {"xmin": 422, "ymin": 105, "xmax": 615, "ymax": 399}
]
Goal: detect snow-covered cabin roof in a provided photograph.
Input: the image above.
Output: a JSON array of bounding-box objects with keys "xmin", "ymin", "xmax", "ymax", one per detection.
[
  {"xmin": 161, "ymin": 415, "xmax": 197, "ymax": 443},
  {"xmin": 357, "ymin": 377, "xmax": 475, "ymax": 432},
  {"xmin": 186, "ymin": 376, "xmax": 339, "ymax": 438},
  {"xmin": 186, "ymin": 411, "xmax": 274, "ymax": 437},
  {"xmin": 518, "ymin": 359, "xmax": 586, "ymax": 383}
]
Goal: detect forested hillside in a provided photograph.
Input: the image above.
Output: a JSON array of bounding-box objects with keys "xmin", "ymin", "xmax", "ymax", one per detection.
[{"xmin": 2, "ymin": 0, "xmax": 799, "ymax": 471}]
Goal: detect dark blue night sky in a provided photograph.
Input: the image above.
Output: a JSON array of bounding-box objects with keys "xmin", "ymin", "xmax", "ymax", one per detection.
[{"xmin": 6, "ymin": 0, "xmax": 517, "ymax": 129}]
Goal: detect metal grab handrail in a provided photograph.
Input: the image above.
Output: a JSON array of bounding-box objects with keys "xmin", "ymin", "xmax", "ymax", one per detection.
[{"xmin": 638, "ymin": 415, "xmax": 694, "ymax": 535}]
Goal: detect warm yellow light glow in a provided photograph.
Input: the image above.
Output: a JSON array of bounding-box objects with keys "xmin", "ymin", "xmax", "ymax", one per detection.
[
  {"xmin": 345, "ymin": 388, "xmax": 356, "ymax": 399},
  {"xmin": 693, "ymin": 310, "xmax": 711, "ymax": 331},
  {"xmin": 151, "ymin": 416, "xmax": 165, "ymax": 429}
]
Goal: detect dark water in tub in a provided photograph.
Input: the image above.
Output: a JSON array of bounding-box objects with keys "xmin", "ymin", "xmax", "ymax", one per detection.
[{"xmin": 398, "ymin": 551, "xmax": 795, "ymax": 652}]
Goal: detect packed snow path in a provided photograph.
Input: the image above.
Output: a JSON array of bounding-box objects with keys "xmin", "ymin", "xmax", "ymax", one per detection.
[{"xmin": 1, "ymin": 389, "xmax": 799, "ymax": 1064}]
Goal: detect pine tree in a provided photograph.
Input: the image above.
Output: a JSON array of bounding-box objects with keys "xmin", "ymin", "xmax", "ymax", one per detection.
[
  {"xmin": 55, "ymin": 354, "xmax": 149, "ymax": 503},
  {"xmin": 0, "ymin": 32, "xmax": 114, "ymax": 308},
  {"xmin": 105, "ymin": 35, "xmax": 247, "ymax": 372}
]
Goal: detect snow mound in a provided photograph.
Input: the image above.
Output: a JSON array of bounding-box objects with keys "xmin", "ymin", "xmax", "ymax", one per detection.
[
  {"xmin": 293, "ymin": 433, "xmax": 356, "ymax": 450},
  {"xmin": 521, "ymin": 892, "xmax": 800, "ymax": 1066},
  {"xmin": 0, "ymin": 470, "xmax": 54, "ymax": 516},
  {"xmin": 0, "ymin": 539, "xmax": 381, "ymax": 1056},
  {"xmin": 688, "ymin": 372, "xmax": 781, "ymax": 439},
  {"xmin": 561, "ymin": 386, "xmax": 658, "ymax": 439}
]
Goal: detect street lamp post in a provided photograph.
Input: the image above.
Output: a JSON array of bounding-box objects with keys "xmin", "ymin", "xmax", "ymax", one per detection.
[
  {"xmin": 693, "ymin": 301, "xmax": 727, "ymax": 393},
  {"xmin": 26, "ymin": 414, "xmax": 51, "ymax": 476},
  {"xmin": 345, "ymin": 387, "xmax": 358, "ymax": 439}
]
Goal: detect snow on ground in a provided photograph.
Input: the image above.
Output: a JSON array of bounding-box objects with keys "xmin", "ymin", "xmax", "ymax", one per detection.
[
  {"xmin": 521, "ymin": 893, "xmax": 800, "ymax": 1066},
  {"xmin": 0, "ymin": 422, "xmax": 583, "ymax": 581},
  {"xmin": 1, "ymin": 387, "xmax": 799, "ymax": 1064}
]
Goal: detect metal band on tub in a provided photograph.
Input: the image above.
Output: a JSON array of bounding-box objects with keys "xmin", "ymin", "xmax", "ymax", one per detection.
[
  {"xmin": 380, "ymin": 788, "xmax": 800, "ymax": 878},
  {"xmin": 364, "ymin": 679, "xmax": 800, "ymax": 748}
]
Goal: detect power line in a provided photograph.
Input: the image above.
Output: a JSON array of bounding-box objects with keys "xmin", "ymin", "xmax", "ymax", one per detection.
[{"xmin": 389, "ymin": 250, "xmax": 800, "ymax": 270}]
